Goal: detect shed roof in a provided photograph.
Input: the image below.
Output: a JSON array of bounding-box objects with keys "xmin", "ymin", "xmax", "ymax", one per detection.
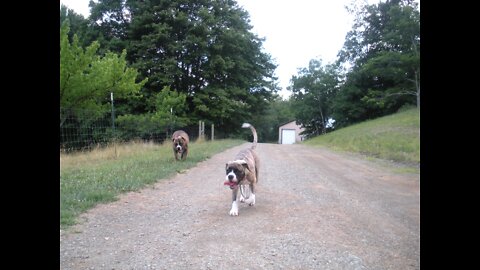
[{"xmin": 278, "ymin": 120, "xmax": 299, "ymax": 128}]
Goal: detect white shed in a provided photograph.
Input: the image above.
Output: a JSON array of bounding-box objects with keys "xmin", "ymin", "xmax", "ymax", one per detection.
[{"xmin": 278, "ymin": 120, "xmax": 305, "ymax": 144}]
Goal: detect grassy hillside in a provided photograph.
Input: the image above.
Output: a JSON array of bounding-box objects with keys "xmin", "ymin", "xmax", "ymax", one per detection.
[
  {"xmin": 60, "ymin": 139, "xmax": 245, "ymax": 229},
  {"xmin": 303, "ymin": 107, "xmax": 419, "ymax": 165}
]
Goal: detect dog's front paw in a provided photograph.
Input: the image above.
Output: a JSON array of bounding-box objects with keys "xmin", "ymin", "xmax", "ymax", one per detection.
[{"xmin": 229, "ymin": 201, "xmax": 238, "ymax": 216}]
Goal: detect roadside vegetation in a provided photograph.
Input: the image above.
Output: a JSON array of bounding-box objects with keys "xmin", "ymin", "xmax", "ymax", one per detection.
[
  {"xmin": 60, "ymin": 0, "xmax": 420, "ymax": 229},
  {"xmin": 60, "ymin": 0, "xmax": 419, "ymax": 147},
  {"xmin": 303, "ymin": 107, "xmax": 419, "ymax": 166},
  {"xmin": 60, "ymin": 139, "xmax": 244, "ymax": 229}
]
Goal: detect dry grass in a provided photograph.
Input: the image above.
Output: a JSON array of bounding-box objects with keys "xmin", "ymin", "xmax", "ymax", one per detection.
[
  {"xmin": 60, "ymin": 139, "xmax": 245, "ymax": 228},
  {"xmin": 60, "ymin": 140, "xmax": 166, "ymax": 169}
]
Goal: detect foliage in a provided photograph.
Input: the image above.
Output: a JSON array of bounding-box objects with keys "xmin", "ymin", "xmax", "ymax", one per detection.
[
  {"xmin": 153, "ymin": 86, "xmax": 189, "ymax": 124},
  {"xmin": 85, "ymin": 0, "xmax": 278, "ymax": 134},
  {"xmin": 115, "ymin": 86, "xmax": 190, "ymax": 141},
  {"xmin": 87, "ymin": 0, "xmax": 129, "ymax": 53},
  {"xmin": 60, "ymin": 4, "xmax": 89, "ymax": 45},
  {"xmin": 288, "ymin": 0, "xmax": 420, "ymax": 133},
  {"xmin": 60, "ymin": 0, "xmax": 420, "ymax": 144},
  {"xmin": 60, "ymin": 20, "xmax": 147, "ymax": 127},
  {"xmin": 338, "ymin": 0, "xmax": 420, "ymax": 66},
  {"xmin": 289, "ymin": 59, "xmax": 342, "ymax": 137},
  {"xmin": 248, "ymin": 95, "xmax": 296, "ymax": 142},
  {"xmin": 358, "ymin": 51, "xmax": 418, "ymax": 108},
  {"xmin": 334, "ymin": 0, "xmax": 420, "ymax": 124}
]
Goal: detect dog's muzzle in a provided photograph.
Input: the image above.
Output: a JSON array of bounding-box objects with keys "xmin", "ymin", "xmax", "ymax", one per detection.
[
  {"xmin": 225, "ymin": 168, "xmax": 242, "ymax": 189},
  {"xmin": 224, "ymin": 180, "xmax": 237, "ymax": 189},
  {"xmin": 224, "ymin": 173, "xmax": 238, "ymax": 189}
]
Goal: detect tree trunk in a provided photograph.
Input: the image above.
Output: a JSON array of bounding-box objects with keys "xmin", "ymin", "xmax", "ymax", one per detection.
[
  {"xmin": 319, "ymin": 108, "xmax": 326, "ymax": 134},
  {"xmin": 415, "ymin": 70, "xmax": 420, "ymax": 108},
  {"xmin": 412, "ymin": 38, "xmax": 420, "ymax": 108}
]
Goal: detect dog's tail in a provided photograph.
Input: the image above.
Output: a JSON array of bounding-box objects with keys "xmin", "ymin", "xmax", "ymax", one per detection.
[{"xmin": 242, "ymin": 123, "xmax": 257, "ymax": 149}]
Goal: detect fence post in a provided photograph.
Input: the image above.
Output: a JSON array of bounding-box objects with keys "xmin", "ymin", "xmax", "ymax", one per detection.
[
  {"xmin": 211, "ymin": 124, "xmax": 214, "ymax": 141},
  {"xmin": 170, "ymin": 107, "xmax": 173, "ymax": 139},
  {"xmin": 111, "ymin": 92, "xmax": 117, "ymax": 158},
  {"xmin": 198, "ymin": 121, "xmax": 206, "ymax": 140}
]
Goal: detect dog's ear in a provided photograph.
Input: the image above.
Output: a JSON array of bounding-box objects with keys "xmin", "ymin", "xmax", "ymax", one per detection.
[
  {"xmin": 235, "ymin": 160, "xmax": 249, "ymax": 171},
  {"xmin": 225, "ymin": 163, "xmax": 229, "ymax": 170}
]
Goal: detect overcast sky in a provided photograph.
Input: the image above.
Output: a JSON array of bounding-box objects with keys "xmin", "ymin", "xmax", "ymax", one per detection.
[
  {"xmin": 60, "ymin": 0, "xmax": 418, "ymax": 98},
  {"xmin": 236, "ymin": 0, "xmax": 358, "ymax": 98}
]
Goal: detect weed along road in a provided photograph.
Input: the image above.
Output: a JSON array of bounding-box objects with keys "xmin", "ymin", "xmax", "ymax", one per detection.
[{"xmin": 60, "ymin": 143, "xmax": 420, "ymax": 269}]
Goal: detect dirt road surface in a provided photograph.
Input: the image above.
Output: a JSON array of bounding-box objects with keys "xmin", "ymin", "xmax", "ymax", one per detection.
[{"xmin": 60, "ymin": 143, "xmax": 420, "ymax": 269}]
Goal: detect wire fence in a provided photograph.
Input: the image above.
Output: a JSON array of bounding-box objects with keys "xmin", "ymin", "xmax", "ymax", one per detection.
[
  {"xmin": 60, "ymin": 108, "xmax": 169, "ymax": 153},
  {"xmin": 60, "ymin": 108, "xmax": 221, "ymax": 153}
]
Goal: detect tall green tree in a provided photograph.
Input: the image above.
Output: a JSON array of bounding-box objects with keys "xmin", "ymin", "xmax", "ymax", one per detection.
[
  {"xmin": 339, "ymin": 0, "xmax": 419, "ymax": 66},
  {"xmin": 88, "ymin": 0, "xmax": 130, "ymax": 54},
  {"xmin": 358, "ymin": 51, "xmax": 419, "ymax": 108},
  {"xmin": 60, "ymin": 4, "xmax": 89, "ymax": 44},
  {"xmin": 289, "ymin": 59, "xmax": 341, "ymax": 137},
  {"xmin": 86, "ymin": 0, "xmax": 278, "ymax": 134},
  {"xmin": 60, "ymin": 20, "xmax": 147, "ymax": 126},
  {"xmin": 333, "ymin": 0, "xmax": 420, "ymax": 126}
]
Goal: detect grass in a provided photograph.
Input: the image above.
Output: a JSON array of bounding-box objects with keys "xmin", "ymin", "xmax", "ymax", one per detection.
[
  {"xmin": 60, "ymin": 139, "xmax": 245, "ymax": 229},
  {"xmin": 303, "ymin": 107, "xmax": 420, "ymax": 166}
]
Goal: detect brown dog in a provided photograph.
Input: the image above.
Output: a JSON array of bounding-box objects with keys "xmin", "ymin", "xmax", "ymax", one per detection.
[
  {"xmin": 171, "ymin": 130, "xmax": 190, "ymax": 161},
  {"xmin": 224, "ymin": 123, "xmax": 259, "ymax": 216}
]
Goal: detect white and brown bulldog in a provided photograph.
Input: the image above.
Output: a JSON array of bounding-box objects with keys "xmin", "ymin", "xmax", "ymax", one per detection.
[
  {"xmin": 172, "ymin": 130, "xmax": 190, "ymax": 161},
  {"xmin": 224, "ymin": 123, "xmax": 260, "ymax": 216}
]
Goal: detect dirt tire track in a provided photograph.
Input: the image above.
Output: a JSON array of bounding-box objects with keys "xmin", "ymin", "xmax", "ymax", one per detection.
[{"xmin": 60, "ymin": 143, "xmax": 419, "ymax": 269}]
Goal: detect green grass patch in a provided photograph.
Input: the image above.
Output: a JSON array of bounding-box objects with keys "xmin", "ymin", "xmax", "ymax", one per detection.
[
  {"xmin": 303, "ymin": 108, "xmax": 420, "ymax": 165},
  {"xmin": 60, "ymin": 139, "xmax": 244, "ymax": 229},
  {"xmin": 391, "ymin": 166, "xmax": 420, "ymax": 174}
]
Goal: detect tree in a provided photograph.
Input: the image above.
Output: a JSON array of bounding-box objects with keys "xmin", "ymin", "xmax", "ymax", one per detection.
[
  {"xmin": 358, "ymin": 51, "xmax": 419, "ymax": 109},
  {"xmin": 332, "ymin": 0, "xmax": 420, "ymax": 126},
  {"xmin": 252, "ymin": 95, "xmax": 296, "ymax": 142},
  {"xmin": 289, "ymin": 59, "xmax": 341, "ymax": 137},
  {"xmin": 115, "ymin": 86, "xmax": 189, "ymax": 141},
  {"xmin": 339, "ymin": 0, "xmax": 419, "ymax": 66},
  {"xmin": 88, "ymin": 0, "xmax": 130, "ymax": 54},
  {"xmin": 60, "ymin": 4, "xmax": 89, "ymax": 45},
  {"xmin": 152, "ymin": 86, "xmax": 190, "ymax": 129},
  {"xmin": 60, "ymin": 20, "xmax": 147, "ymax": 127},
  {"xmin": 86, "ymin": 0, "xmax": 278, "ymax": 134},
  {"xmin": 331, "ymin": 69, "xmax": 381, "ymax": 128}
]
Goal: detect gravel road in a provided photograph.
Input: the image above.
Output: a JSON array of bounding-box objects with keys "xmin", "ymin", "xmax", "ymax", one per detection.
[{"xmin": 60, "ymin": 143, "xmax": 420, "ymax": 269}]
